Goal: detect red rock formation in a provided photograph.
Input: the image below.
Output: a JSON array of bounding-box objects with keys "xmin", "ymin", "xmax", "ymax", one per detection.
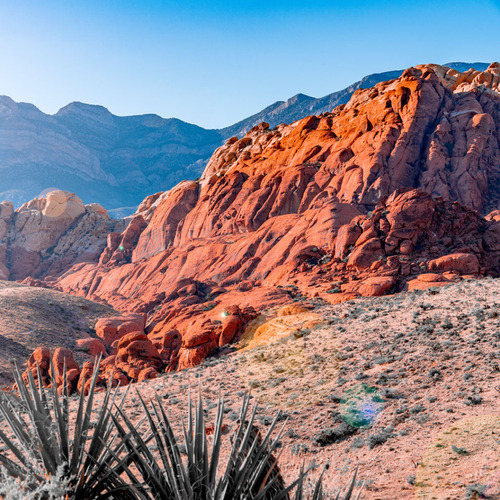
[
  {"xmin": 202, "ymin": 63, "xmax": 500, "ymax": 215},
  {"xmin": 22, "ymin": 347, "xmax": 51, "ymax": 387},
  {"xmin": 407, "ymin": 272, "xmax": 460, "ymax": 291},
  {"xmin": 114, "ymin": 332, "xmax": 163, "ymax": 380},
  {"xmin": 95, "ymin": 313, "xmax": 147, "ymax": 347},
  {"xmin": 52, "ymin": 347, "xmax": 81, "ymax": 394},
  {"xmin": 75, "ymin": 338, "xmax": 107, "ymax": 357},
  {"xmin": 50, "ymin": 186, "xmax": 498, "ymax": 390},
  {"xmin": 77, "ymin": 361, "xmax": 100, "ymax": 396},
  {"xmin": 21, "ymin": 347, "xmax": 81, "ymax": 394},
  {"xmin": 15, "ymin": 63, "xmax": 500, "ymax": 392},
  {"xmin": 428, "ymin": 253, "xmax": 480, "ymax": 274}
]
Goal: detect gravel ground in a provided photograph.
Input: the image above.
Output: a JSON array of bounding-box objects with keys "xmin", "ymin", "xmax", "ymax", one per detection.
[{"xmin": 2, "ymin": 277, "xmax": 499, "ymax": 499}]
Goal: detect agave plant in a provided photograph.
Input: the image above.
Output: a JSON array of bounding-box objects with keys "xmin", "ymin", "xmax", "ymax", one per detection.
[
  {"xmin": 109, "ymin": 391, "xmax": 362, "ymax": 499},
  {"xmin": 0, "ymin": 360, "xmax": 362, "ymax": 499},
  {"xmin": 0, "ymin": 360, "xmax": 132, "ymax": 499}
]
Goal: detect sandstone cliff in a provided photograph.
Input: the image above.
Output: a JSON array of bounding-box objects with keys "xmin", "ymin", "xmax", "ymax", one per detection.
[
  {"xmin": 204, "ymin": 63, "xmax": 500, "ymax": 214},
  {"xmin": 26, "ymin": 63, "xmax": 496, "ymax": 388}
]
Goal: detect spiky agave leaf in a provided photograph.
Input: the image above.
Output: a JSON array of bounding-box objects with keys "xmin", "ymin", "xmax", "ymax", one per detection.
[
  {"xmin": 109, "ymin": 392, "xmax": 188, "ymax": 499},
  {"xmin": 291, "ymin": 463, "xmax": 363, "ymax": 500},
  {"xmin": 0, "ymin": 359, "xmax": 132, "ymax": 499},
  {"xmin": 333, "ymin": 468, "xmax": 363, "ymax": 500},
  {"xmin": 114, "ymin": 390, "xmax": 364, "ymax": 499},
  {"xmin": 109, "ymin": 391, "xmax": 325, "ymax": 500}
]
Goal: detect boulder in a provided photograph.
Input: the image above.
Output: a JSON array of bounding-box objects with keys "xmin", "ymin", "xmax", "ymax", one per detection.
[
  {"xmin": 417, "ymin": 273, "xmax": 444, "ymax": 283},
  {"xmin": 115, "ymin": 332, "xmax": 163, "ymax": 381},
  {"xmin": 75, "ymin": 338, "xmax": 107, "ymax": 357},
  {"xmin": 334, "ymin": 223, "xmax": 362, "ymax": 260},
  {"xmin": 137, "ymin": 367, "xmax": 159, "ymax": 382},
  {"xmin": 22, "ymin": 346, "xmax": 51, "ymax": 387},
  {"xmin": 428, "ymin": 253, "xmax": 480, "ymax": 274},
  {"xmin": 407, "ymin": 278, "xmax": 450, "ymax": 292},
  {"xmin": 52, "ymin": 347, "xmax": 80, "ymax": 384},
  {"xmin": 52, "ymin": 348, "xmax": 81, "ymax": 394},
  {"xmin": 95, "ymin": 313, "xmax": 147, "ymax": 346},
  {"xmin": 342, "ymin": 276, "xmax": 396, "ymax": 297},
  {"xmin": 77, "ymin": 361, "xmax": 103, "ymax": 396},
  {"xmin": 347, "ymin": 238, "xmax": 384, "ymax": 271}
]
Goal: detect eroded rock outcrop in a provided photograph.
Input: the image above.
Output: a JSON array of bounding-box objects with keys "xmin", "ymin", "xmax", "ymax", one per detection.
[
  {"xmin": 15, "ymin": 63, "xmax": 500, "ymax": 392},
  {"xmin": 0, "ymin": 190, "xmax": 125, "ymax": 280},
  {"xmin": 202, "ymin": 63, "xmax": 500, "ymax": 215},
  {"xmin": 50, "ymin": 185, "xmax": 499, "ymax": 390},
  {"xmin": 95, "ymin": 313, "xmax": 147, "ymax": 347},
  {"xmin": 22, "ymin": 346, "xmax": 81, "ymax": 394}
]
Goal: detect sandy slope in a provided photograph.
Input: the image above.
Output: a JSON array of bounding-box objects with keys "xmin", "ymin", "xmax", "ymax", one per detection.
[
  {"xmin": 2, "ymin": 278, "xmax": 499, "ymax": 498},
  {"xmin": 0, "ymin": 281, "xmax": 117, "ymax": 384}
]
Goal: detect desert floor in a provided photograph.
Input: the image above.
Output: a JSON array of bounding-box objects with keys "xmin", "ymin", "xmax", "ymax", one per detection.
[{"xmin": 3, "ymin": 277, "xmax": 500, "ymax": 499}]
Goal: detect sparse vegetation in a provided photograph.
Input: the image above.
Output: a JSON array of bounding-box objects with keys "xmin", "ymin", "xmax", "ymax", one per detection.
[
  {"xmin": 0, "ymin": 363, "xmax": 361, "ymax": 499},
  {"xmin": 1, "ymin": 278, "xmax": 499, "ymax": 498}
]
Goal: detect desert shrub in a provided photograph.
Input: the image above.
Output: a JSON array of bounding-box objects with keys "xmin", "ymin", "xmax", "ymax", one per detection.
[
  {"xmin": 0, "ymin": 364, "xmax": 362, "ymax": 499},
  {"xmin": 110, "ymin": 392, "xmax": 362, "ymax": 499},
  {"xmin": 112, "ymin": 392, "xmax": 303, "ymax": 499},
  {"xmin": 0, "ymin": 361, "xmax": 132, "ymax": 499}
]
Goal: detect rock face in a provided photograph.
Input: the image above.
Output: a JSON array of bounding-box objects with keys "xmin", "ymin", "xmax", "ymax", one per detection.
[
  {"xmin": 428, "ymin": 253, "xmax": 480, "ymax": 274},
  {"xmin": 95, "ymin": 313, "xmax": 147, "ymax": 347},
  {"xmin": 14, "ymin": 63, "xmax": 500, "ymax": 392},
  {"xmin": 0, "ymin": 190, "xmax": 124, "ymax": 280},
  {"xmin": 204, "ymin": 63, "xmax": 500, "ymax": 215}
]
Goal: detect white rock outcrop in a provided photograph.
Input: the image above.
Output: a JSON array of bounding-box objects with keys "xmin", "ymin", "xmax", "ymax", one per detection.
[{"xmin": 0, "ymin": 190, "xmax": 124, "ymax": 280}]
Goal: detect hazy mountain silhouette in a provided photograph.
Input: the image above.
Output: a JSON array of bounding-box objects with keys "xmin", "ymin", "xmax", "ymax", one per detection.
[{"xmin": 0, "ymin": 62, "xmax": 488, "ymax": 210}]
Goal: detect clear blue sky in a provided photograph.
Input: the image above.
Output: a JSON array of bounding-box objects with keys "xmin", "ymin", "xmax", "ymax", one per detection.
[{"xmin": 1, "ymin": 0, "xmax": 499, "ymax": 129}]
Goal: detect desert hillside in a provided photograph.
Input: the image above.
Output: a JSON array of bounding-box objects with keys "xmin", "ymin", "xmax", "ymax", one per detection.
[
  {"xmin": 2, "ymin": 0, "xmax": 499, "ymax": 497},
  {"xmin": 0, "ymin": 281, "xmax": 116, "ymax": 384},
  {"xmin": 47, "ymin": 278, "xmax": 500, "ymax": 499}
]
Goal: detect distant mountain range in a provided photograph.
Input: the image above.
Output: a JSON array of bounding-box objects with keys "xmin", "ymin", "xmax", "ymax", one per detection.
[{"xmin": 0, "ymin": 62, "xmax": 489, "ymax": 211}]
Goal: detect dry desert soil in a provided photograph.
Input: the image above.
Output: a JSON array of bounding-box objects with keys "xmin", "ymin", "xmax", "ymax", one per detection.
[
  {"xmin": 37, "ymin": 276, "xmax": 500, "ymax": 500},
  {"xmin": 1, "ymin": 278, "xmax": 500, "ymax": 500},
  {"xmin": 0, "ymin": 281, "xmax": 117, "ymax": 385}
]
